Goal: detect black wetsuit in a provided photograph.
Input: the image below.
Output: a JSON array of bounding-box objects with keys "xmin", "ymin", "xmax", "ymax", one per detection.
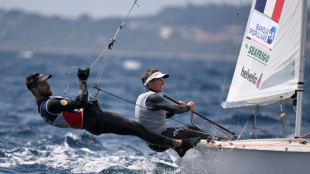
[{"xmin": 36, "ymin": 81, "xmax": 175, "ymax": 151}]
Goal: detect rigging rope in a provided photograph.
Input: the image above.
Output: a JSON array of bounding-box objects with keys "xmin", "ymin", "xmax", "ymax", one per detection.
[
  {"xmin": 89, "ymin": 0, "xmax": 139, "ymax": 99},
  {"xmin": 213, "ymin": 60, "xmax": 231, "ymax": 138},
  {"xmin": 108, "ymin": 0, "xmax": 139, "ymax": 50},
  {"xmin": 190, "ymin": 112, "xmax": 232, "ymax": 138},
  {"xmin": 64, "ymin": 0, "xmax": 139, "ymax": 97},
  {"xmin": 89, "ymin": 48, "xmax": 112, "ymax": 99}
]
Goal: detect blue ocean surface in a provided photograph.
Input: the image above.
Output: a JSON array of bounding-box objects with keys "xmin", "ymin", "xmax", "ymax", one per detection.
[{"xmin": 1, "ymin": 51, "xmax": 310, "ymax": 173}]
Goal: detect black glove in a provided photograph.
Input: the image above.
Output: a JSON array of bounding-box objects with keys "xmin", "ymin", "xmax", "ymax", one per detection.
[{"xmin": 77, "ymin": 68, "xmax": 90, "ymax": 80}]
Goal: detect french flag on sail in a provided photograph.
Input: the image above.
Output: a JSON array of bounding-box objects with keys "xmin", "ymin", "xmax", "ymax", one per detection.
[{"xmin": 255, "ymin": 0, "xmax": 285, "ymax": 23}]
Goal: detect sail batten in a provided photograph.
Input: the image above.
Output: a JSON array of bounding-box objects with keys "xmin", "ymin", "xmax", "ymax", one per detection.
[{"xmin": 223, "ymin": 0, "xmax": 303, "ymax": 109}]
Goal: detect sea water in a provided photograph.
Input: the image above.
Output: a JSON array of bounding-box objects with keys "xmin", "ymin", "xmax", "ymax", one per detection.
[{"xmin": 0, "ymin": 51, "xmax": 309, "ymax": 173}]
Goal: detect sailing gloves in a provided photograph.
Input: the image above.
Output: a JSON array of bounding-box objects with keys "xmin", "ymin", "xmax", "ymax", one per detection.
[{"xmin": 77, "ymin": 68, "xmax": 90, "ymax": 81}]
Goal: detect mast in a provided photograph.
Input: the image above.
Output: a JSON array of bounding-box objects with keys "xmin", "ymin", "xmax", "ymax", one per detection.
[{"xmin": 295, "ymin": 0, "xmax": 307, "ymax": 138}]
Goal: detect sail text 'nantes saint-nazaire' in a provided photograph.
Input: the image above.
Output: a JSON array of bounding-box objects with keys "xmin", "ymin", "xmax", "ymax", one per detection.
[
  {"xmin": 240, "ymin": 66, "xmax": 258, "ymax": 85},
  {"xmin": 248, "ymin": 45, "xmax": 269, "ymax": 63}
]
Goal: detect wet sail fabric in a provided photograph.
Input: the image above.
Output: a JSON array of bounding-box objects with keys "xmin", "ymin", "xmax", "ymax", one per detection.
[{"xmin": 222, "ymin": 0, "xmax": 305, "ymax": 109}]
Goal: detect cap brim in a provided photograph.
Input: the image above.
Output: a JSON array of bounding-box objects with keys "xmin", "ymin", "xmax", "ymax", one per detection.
[
  {"xmin": 38, "ymin": 74, "xmax": 52, "ymax": 82},
  {"xmin": 154, "ymin": 73, "xmax": 169, "ymax": 79},
  {"xmin": 163, "ymin": 74, "xmax": 169, "ymax": 78}
]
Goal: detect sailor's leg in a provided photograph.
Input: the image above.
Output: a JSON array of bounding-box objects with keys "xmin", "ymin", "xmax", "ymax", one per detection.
[
  {"xmin": 162, "ymin": 127, "xmax": 212, "ymax": 141},
  {"xmin": 83, "ymin": 109, "xmax": 174, "ymax": 150}
]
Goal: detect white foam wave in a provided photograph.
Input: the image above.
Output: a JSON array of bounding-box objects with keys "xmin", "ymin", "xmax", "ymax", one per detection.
[{"xmin": 0, "ymin": 134, "xmax": 180, "ymax": 173}]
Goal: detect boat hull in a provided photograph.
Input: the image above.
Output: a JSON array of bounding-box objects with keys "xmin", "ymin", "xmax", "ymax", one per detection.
[{"xmin": 177, "ymin": 138, "xmax": 310, "ymax": 174}]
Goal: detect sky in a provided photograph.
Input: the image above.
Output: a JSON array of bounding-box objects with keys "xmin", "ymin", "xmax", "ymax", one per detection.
[{"xmin": 0, "ymin": 0, "xmax": 251, "ymax": 19}]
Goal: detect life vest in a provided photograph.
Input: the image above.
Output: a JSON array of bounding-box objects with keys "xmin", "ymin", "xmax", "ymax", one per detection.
[{"xmin": 135, "ymin": 91, "xmax": 167, "ymax": 133}]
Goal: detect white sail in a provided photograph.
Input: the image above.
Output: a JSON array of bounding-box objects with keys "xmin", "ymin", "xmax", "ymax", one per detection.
[
  {"xmin": 177, "ymin": 1, "xmax": 310, "ymax": 172},
  {"xmin": 222, "ymin": 0, "xmax": 305, "ymax": 109}
]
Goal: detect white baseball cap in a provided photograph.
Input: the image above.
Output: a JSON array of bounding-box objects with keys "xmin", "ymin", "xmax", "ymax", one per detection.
[{"xmin": 143, "ymin": 71, "xmax": 169, "ymax": 86}]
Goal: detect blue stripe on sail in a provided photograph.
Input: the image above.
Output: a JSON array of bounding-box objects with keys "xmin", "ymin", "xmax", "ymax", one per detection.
[{"xmin": 255, "ymin": 0, "xmax": 267, "ymax": 13}]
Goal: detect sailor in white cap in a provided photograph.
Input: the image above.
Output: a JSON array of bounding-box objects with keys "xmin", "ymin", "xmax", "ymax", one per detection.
[{"xmin": 135, "ymin": 69, "xmax": 212, "ymax": 153}]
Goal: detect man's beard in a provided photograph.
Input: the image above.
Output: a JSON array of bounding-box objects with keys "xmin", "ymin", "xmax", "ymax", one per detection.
[{"xmin": 39, "ymin": 90, "xmax": 52, "ymax": 98}]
